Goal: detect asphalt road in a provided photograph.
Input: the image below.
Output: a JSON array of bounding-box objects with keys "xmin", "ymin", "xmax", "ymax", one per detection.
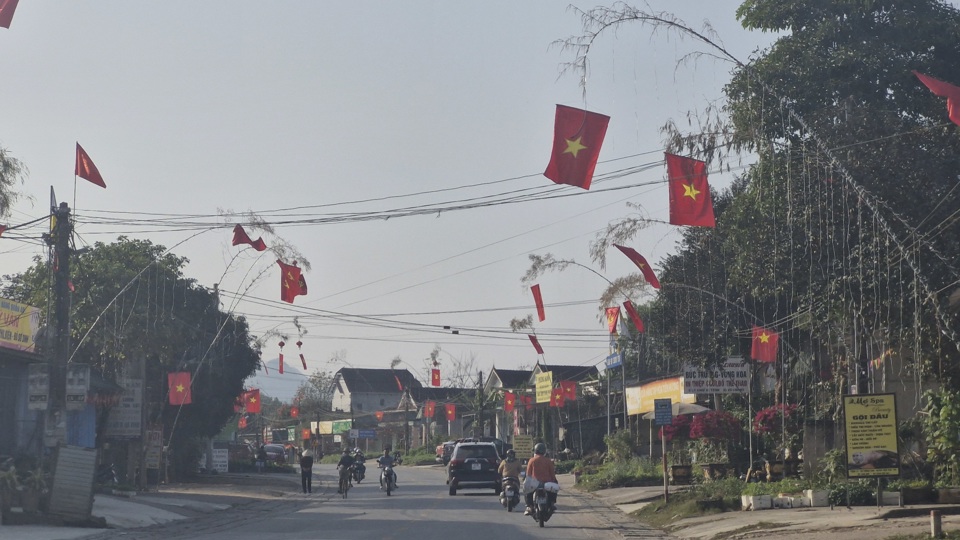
[{"xmin": 79, "ymin": 464, "xmax": 667, "ymax": 540}]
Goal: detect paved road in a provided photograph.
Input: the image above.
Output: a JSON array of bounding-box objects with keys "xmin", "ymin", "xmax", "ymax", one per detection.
[{"xmin": 77, "ymin": 464, "xmax": 670, "ymax": 540}]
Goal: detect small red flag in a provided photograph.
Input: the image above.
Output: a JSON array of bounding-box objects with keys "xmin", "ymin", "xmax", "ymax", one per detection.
[
  {"xmin": 504, "ymin": 391, "xmax": 516, "ymax": 412},
  {"xmin": 559, "ymin": 380, "xmax": 577, "ymax": 401},
  {"xmin": 613, "ymin": 244, "xmax": 661, "ymax": 289},
  {"xmin": 424, "ymin": 400, "xmax": 436, "ymax": 418},
  {"xmin": 290, "ymin": 406, "xmax": 299, "ymax": 418},
  {"xmin": 528, "ymin": 334, "xmax": 544, "ymax": 355},
  {"xmin": 233, "ymin": 396, "xmax": 244, "ymax": 413},
  {"xmin": 277, "ymin": 260, "xmax": 304, "ymax": 303},
  {"xmin": 167, "ymin": 372, "xmax": 192, "ymax": 405},
  {"xmin": 605, "ymin": 307, "xmax": 621, "ymax": 334},
  {"xmin": 531, "ymin": 284, "xmax": 546, "ymax": 322},
  {"xmin": 394, "ymin": 374, "xmax": 404, "ymax": 392},
  {"xmin": 445, "ymin": 403, "xmax": 457, "ymax": 421},
  {"xmin": 0, "ymin": 225, "xmax": 6, "ymax": 237},
  {"xmin": 431, "ymin": 368, "xmax": 441, "ymax": 387},
  {"xmin": 0, "ymin": 0, "xmax": 19, "ymax": 29},
  {"xmin": 75, "ymin": 143, "xmax": 107, "ymax": 188},
  {"xmin": 301, "ymin": 428, "xmax": 311, "ymax": 441},
  {"xmin": 376, "ymin": 410, "xmax": 384, "ymax": 422},
  {"xmin": 622, "ymin": 300, "xmax": 645, "ymax": 333},
  {"xmin": 544, "ymin": 104, "xmax": 610, "ymax": 190},
  {"xmin": 751, "ymin": 325, "xmax": 780, "ymax": 363},
  {"xmin": 667, "ymin": 153, "xmax": 715, "ymax": 227},
  {"xmin": 520, "ymin": 395, "xmax": 533, "ymax": 410},
  {"xmin": 549, "ymin": 387, "xmax": 565, "ymax": 407},
  {"xmin": 244, "ymin": 389, "xmax": 262, "ymax": 414},
  {"xmin": 238, "ymin": 416, "xmax": 248, "ymax": 429},
  {"xmin": 914, "ymin": 71, "xmax": 960, "ymax": 126},
  {"xmin": 231, "ymin": 224, "xmax": 267, "ymax": 251},
  {"xmin": 297, "ymin": 340, "xmax": 307, "ymax": 369},
  {"xmin": 297, "ymin": 274, "xmax": 308, "ymax": 297}
]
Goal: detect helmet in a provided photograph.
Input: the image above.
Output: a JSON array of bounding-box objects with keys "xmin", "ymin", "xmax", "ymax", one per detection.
[
  {"xmin": 342, "ymin": 449, "xmax": 349, "ymax": 455},
  {"xmin": 506, "ymin": 449, "xmax": 516, "ymax": 458},
  {"xmin": 534, "ymin": 443, "xmax": 546, "ymax": 455}
]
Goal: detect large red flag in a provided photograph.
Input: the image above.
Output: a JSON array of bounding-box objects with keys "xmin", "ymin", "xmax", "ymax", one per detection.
[
  {"xmin": 666, "ymin": 153, "xmax": 715, "ymax": 227},
  {"xmin": 277, "ymin": 260, "xmax": 304, "ymax": 303},
  {"xmin": 445, "ymin": 403, "xmax": 457, "ymax": 421},
  {"xmin": 528, "ymin": 334, "xmax": 544, "ymax": 355},
  {"xmin": 0, "ymin": 0, "xmax": 18, "ymax": 28},
  {"xmin": 613, "ymin": 244, "xmax": 661, "ymax": 289},
  {"xmin": 605, "ymin": 307, "xmax": 621, "ymax": 334},
  {"xmin": 167, "ymin": 372, "xmax": 192, "ymax": 405},
  {"xmin": 75, "ymin": 143, "xmax": 107, "ymax": 188},
  {"xmin": 544, "ymin": 104, "xmax": 610, "ymax": 190},
  {"xmin": 622, "ymin": 300, "xmax": 645, "ymax": 333},
  {"xmin": 504, "ymin": 391, "xmax": 516, "ymax": 413},
  {"xmin": 244, "ymin": 389, "xmax": 262, "ymax": 414},
  {"xmin": 559, "ymin": 381, "xmax": 577, "ymax": 401},
  {"xmin": 431, "ymin": 368, "xmax": 441, "ymax": 387},
  {"xmin": 751, "ymin": 326, "xmax": 780, "ymax": 363},
  {"xmin": 914, "ymin": 71, "xmax": 960, "ymax": 126},
  {"xmin": 531, "ymin": 284, "xmax": 546, "ymax": 322},
  {"xmin": 424, "ymin": 400, "xmax": 436, "ymax": 418},
  {"xmin": 520, "ymin": 395, "xmax": 533, "ymax": 410},
  {"xmin": 231, "ymin": 224, "xmax": 267, "ymax": 251}
]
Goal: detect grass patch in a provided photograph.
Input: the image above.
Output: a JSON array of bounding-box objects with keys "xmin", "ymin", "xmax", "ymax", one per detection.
[
  {"xmin": 711, "ymin": 522, "xmax": 790, "ymax": 540},
  {"xmin": 630, "ymin": 478, "xmax": 745, "ymax": 529},
  {"xmin": 575, "ymin": 457, "xmax": 664, "ymax": 491}
]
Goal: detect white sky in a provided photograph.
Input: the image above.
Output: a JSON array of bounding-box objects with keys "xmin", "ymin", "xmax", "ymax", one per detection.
[{"xmin": 1, "ymin": 1, "xmax": 780, "ymax": 400}]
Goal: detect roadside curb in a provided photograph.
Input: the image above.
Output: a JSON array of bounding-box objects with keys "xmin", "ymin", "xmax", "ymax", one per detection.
[{"xmin": 569, "ymin": 485, "xmax": 675, "ymax": 539}]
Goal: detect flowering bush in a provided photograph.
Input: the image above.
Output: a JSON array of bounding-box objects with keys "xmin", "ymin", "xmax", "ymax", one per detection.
[
  {"xmin": 690, "ymin": 411, "xmax": 742, "ymax": 442},
  {"xmin": 658, "ymin": 414, "xmax": 691, "ymax": 442},
  {"xmin": 753, "ymin": 403, "xmax": 799, "ymax": 434}
]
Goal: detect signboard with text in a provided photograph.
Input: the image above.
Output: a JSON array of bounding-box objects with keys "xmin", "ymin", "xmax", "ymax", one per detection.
[
  {"xmin": 0, "ymin": 298, "xmax": 41, "ymax": 352},
  {"xmin": 512, "ymin": 435, "xmax": 533, "ymax": 457},
  {"xmin": 28, "ymin": 363, "xmax": 49, "ymax": 411},
  {"xmin": 682, "ymin": 357, "xmax": 749, "ymax": 394},
  {"xmin": 626, "ymin": 377, "xmax": 697, "ymax": 415},
  {"xmin": 65, "ymin": 364, "xmax": 90, "ymax": 411},
  {"xmin": 654, "ymin": 399, "xmax": 673, "ymax": 426},
  {"xmin": 843, "ymin": 393, "xmax": 899, "ymax": 478},
  {"xmin": 104, "ymin": 375, "xmax": 143, "ymax": 439},
  {"xmin": 535, "ymin": 372, "xmax": 553, "ymax": 404}
]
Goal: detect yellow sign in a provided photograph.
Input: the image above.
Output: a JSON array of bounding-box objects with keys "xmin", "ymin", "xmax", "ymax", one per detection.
[
  {"xmin": 0, "ymin": 298, "xmax": 41, "ymax": 353},
  {"xmin": 844, "ymin": 394, "xmax": 899, "ymax": 478},
  {"xmin": 626, "ymin": 377, "xmax": 697, "ymax": 415},
  {"xmin": 535, "ymin": 372, "xmax": 553, "ymax": 404},
  {"xmin": 512, "ymin": 435, "xmax": 534, "ymax": 457}
]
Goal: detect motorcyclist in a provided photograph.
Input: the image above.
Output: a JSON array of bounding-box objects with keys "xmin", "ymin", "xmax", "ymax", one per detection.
[
  {"xmin": 376, "ymin": 448, "xmax": 398, "ymax": 489},
  {"xmin": 336, "ymin": 449, "xmax": 355, "ymax": 493},
  {"xmin": 498, "ymin": 449, "xmax": 523, "ymax": 479},
  {"xmin": 524, "ymin": 442, "xmax": 558, "ymax": 516},
  {"xmin": 352, "ymin": 449, "xmax": 366, "ymax": 479}
]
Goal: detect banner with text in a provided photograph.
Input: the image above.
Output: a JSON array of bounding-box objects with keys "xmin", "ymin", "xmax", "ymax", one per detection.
[
  {"xmin": 626, "ymin": 377, "xmax": 697, "ymax": 415},
  {"xmin": 535, "ymin": 372, "xmax": 553, "ymax": 404},
  {"xmin": 0, "ymin": 298, "xmax": 41, "ymax": 352},
  {"xmin": 843, "ymin": 393, "xmax": 899, "ymax": 478},
  {"xmin": 682, "ymin": 357, "xmax": 749, "ymax": 394}
]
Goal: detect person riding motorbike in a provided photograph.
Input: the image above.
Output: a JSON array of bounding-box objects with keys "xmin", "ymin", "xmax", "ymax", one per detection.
[
  {"xmin": 498, "ymin": 448, "xmax": 523, "ymax": 478},
  {"xmin": 352, "ymin": 449, "xmax": 367, "ymax": 480},
  {"xmin": 376, "ymin": 448, "xmax": 398, "ymax": 489},
  {"xmin": 337, "ymin": 449, "xmax": 356, "ymax": 493},
  {"xmin": 524, "ymin": 443, "xmax": 558, "ymax": 516}
]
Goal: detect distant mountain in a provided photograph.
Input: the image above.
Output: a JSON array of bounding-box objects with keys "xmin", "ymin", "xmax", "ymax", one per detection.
[{"xmin": 244, "ymin": 356, "xmax": 309, "ymax": 403}]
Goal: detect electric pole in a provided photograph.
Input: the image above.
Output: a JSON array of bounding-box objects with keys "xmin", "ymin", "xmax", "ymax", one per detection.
[
  {"xmin": 44, "ymin": 202, "xmax": 72, "ymax": 447},
  {"xmin": 476, "ymin": 370, "xmax": 484, "ymax": 438}
]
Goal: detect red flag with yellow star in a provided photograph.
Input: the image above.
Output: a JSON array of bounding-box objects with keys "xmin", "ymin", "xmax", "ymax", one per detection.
[
  {"xmin": 431, "ymin": 368, "xmax": 441, "ymax": 387},
  {"xmin": 622, "ymin": 300, "xmax": 645, "ymax": 333},
  {"xmin": 445, "ymin": 403, "xmax": 457, "ymax": 421},
  {"xmin": 376, "ymin": 411, "xmax": 384, "ymax": 422},
  {"xmin": 167, "ymin": 372, "xmax": 192, "ymax": 405},
  {"xmin": 613, "ymin": 244, "xmax": 661, "ymax": 289},
  {"xmin": 544, "ymin": 104, "xmax": 610, "ymax": 190},
  {"xmin": 666, "ymin": 153, "xmax": 715, "ymax": 227},
  {"xmin": 504, "ymin": 391, "xmax": 516, "ymax": 413},
  {"xmin": 244, "ymin": 389, "xmax": 262, "ymax": 414},
  {"xmin": 605, "ymin": 307, "xmax": 621, "ymax": 334},
  {"xmin": 559, "ymin": 381, "xmax": 577, "ymax": 401},
  {"xmin": 424, "ymin": 400, "xmax": 436, "ymax": 418},
  {"xmin": 751, "ymin": 325, "xmax": 779, "ymax": 363},
  {"xmin": 231, "ymin": 224, "xmax": 267, "ymax": 251},
  {"xmin": 549, "ymin": 387, "xmax": 565, "ymax": 407},
  {"xmin": 277, "ymin": 260, "xmax": 304, "ymax": 303}
]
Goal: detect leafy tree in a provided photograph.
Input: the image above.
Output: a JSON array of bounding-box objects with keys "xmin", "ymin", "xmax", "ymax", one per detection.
[{"xmin": 0, "ymin": 144, "xmax": 25, "ymax": 218}]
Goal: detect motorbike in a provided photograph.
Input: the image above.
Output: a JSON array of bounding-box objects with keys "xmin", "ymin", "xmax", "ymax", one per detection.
[
  {"xmin": 499, "ymin": 475, "xmax": 521, "ymax": 512},
  {"xmin": 529, "ymin": 480, "xmax": 559, "ymax": 527},
  {"xmin": 96, "ymin": 463, "xmax": 118, "ymax": 486},
  {"xmin": 380, "ymin": 465, "xmax": 396, "ymax": 496},
  {"xmin": 352, "ymin": 460, "xmax": 366, "ymax": 484},
  {"xmin": 393, "ymin": 451, "xmax": 403, "ymax": 466}
]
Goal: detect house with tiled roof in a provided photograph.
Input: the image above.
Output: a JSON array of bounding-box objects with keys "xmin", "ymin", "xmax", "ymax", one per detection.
[
  {"xmin": 483, "ymin": 367, "xmax": 533, "ymax": 441},
  {"xmin": 331, "ymin": 368, "xmax": 421, "ymax": 416}
]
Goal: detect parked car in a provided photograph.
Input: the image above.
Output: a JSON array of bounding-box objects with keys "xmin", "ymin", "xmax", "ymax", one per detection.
[
  {"xmin": 447, "ymin": 441, "xmax": 501, "ymax": 496},
  {"xmin": 228, "ymin": 442, "xmax": 256, "ymax": 464},
  {"xmin": 437, "ymin": 440, "xmax": 456, "ymax": 466},
  {"xmin": 262, "ymin": 443, "xmax": 286, "ymax": 464}
]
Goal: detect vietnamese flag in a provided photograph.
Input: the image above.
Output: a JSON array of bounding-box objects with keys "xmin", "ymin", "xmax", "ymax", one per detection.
[
  {"xmin": 167, "ymin": 372, "xmax": 192, "ymax": 405},
  {"xmin": 559, "ymin": 381, "xmax": 577, "ymax": 401},
  {"xmin": 244, "ymin": 389, "xmax": 262, "ymax": 414},
  {"xmin": 238, "ymin": 416, "xmax": 248, "ymax": 429},
  {"xmin": 504, "ymin": 391, "xmax": 516, "ymax": 413},
  {"xmin": 302, "ymin": 428, "xmax": 312, "ymax": 441},
  {"xmin": 613, "ymin": 244, "xmax": 661, "ymax": 289},
  {"xmin": 0, "ymin": 0, "xmax": 18, "ymax": 29},
  {"xmin": 914, "ymin": 71, "xmax": 960, "ymax": 126},
  {"xmin": 431, "ymin": 368, "xmax": 441, "ymax": 387},
  {"xmin": 75, "ymin": 143, "xmax": 107, "ymax": 188},
  {"xmin": 605, "ymin": 307, "xmax": 621, "ymax": 334},
  {"xmin": 232, "ymin": 224, "xmax": 267, "ymax": 251},
  {"xmin": 751, "ymin": 326, "xmax": 780, "ymax": 363},
  {"xmin": 424, "ymin": 400, "xmax": 436, "ymax": 418},
  {"xmin": 520, "ymin": 395, "xmax": 533, "ymax": 410},
  {"xmin": 544, "ymin": 104, "xmax": 610, "ymax": 190},
  {"xmin": 445, "ymin": 403, "xmax": 457, "ymax": 421},
  {"xmin": 622, "ymin": 300, "xmax": 645, "ymax": 333},
  {"xmin": 549, "ymin": 387, "xmax": 565, "ymax": 407},
  {"xmin": 531, "ymin": 284, "xmax": 546, "ymax": 322},
  {"xmin": 528, "ymin": 334, "xmax": 544, "ymax": 355},
  {"xmin": 376, "ymin": 411, "xmax": 384, "ymax": 422},
  {"xmin": 290, "ymin": 406, "xmax": 299, "ymax": 418},
  {"xmin": 667, "ymin": 153, "xmax": 715, "ymax": 227},
  {"xmin": 277, "ymin": 260, "xmax": 304, "ymax": 303}
]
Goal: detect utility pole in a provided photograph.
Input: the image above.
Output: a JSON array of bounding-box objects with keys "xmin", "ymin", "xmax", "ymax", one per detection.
[
  {"xmin": 476, "ymin": 370, "xmax": 484, "ymax": 438},
  {"xmin": 403, "ymin": 388, "xmax": 410, "ymax": 453},
  {"xmin": 45, "ymin": 202, "xmax": 72, "ymax": 447}
]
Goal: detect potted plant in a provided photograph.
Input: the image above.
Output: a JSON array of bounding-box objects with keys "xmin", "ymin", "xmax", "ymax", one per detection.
[
  {"xmin": 754, "ymin": 404, "xmax": 801, "ymax": 479},
  {"xmin": 690, "ymin": 410, "xmax": 741, "ymax": 481},
  {"xmin": 18, "ymin": 467, "xmax": 46, "ymax": 514},
  {"xmin": 0, "ymin": 465, "xmax": 19, "ymax": 514},
  {"xmin": 661, "ymin": 415, "xmax": 693, "ymax": 485}
]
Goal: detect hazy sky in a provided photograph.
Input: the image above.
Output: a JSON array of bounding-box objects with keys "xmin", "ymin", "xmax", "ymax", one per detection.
[{"xmin": 1, "ymin": 1, "xmax": 780, "ymax": 400}]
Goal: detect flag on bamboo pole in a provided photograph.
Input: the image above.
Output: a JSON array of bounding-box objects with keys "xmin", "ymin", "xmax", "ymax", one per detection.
[
  {"xmin": 622, "ymin": 300, "xmax": 645, "ymax": 333},
  {"xmin": 751, "ymin": 326, "xmax": 779, "ymax": 363},
  {"xmin": 431, "ymin": 368, "xmax": 441, "ymax": 387},
  {"xmin": 504, "ymin": 391, "xmax": 516, "ymax": 413},
  {"xmin": 445, "ymin": 403, "xmax": 457, "ymax": 421},
  {"xmin": 613, "ymin": 244, "xmax": 661, "ymax": 289},
  {"xmin": 0, "ymin": 0, "xmax": 19, "ymax": 29},
  {"xmin": 914, "ymin": 71, "xmax": 960, "ymax": 126},
  {"xmin": 666, "ymin": 153, "xmax": 715, "ymax": 227},
  {"xmin": 244, "ymin": 389, "xmax": 262, "ymax": 413},
  {"xmin": 605, "ymin": 307, "xmax": 620, "ymax": 334},
  {"xmin": 231, "ymin": 224, "xmax": 267, "ymax": 251},
  {"xmin": 75, "ymin": 143, "xmax": 107, "ymax": 188},
  {"xmin": 528, "ymin": 334, "xmax": 544, "ymax": 355},
  {"xmin": 424, "ymin": 400, "xmax": 436, "ymax": 418},
  {"xmin": 167, "ymin": 372, "xmax": 192, "ymax": 405},
  {"xmin": 531, "ymin": 284, "xmax": 546, "ymax": 322},
  {"xmin": 277, "ymin": 260, "xmax": 303, "ymax": 303},
  {"xmin": 543, "ymin": 104, "xmax": 610, "ymax": 190}
]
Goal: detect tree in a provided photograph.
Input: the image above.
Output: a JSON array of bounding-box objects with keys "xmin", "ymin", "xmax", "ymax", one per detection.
[{"xmin": 0, "ymin": 144, "xmax": 25, "ymax": 219}]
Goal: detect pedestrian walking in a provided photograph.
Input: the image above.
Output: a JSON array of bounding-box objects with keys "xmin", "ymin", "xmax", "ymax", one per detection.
[
  {"xmin": 256, "ymin": 445, "xmax": 267, "ymax": 473},
  {"xmin": 300, "ymin": 448, "xmax": 314, "ymax": 494}
]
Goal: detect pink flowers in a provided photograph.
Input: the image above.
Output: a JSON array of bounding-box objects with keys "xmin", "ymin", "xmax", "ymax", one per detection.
[
  {"xmin": 753, "ymin": 403, "xmax": 799, "ymax": 434},
  {"xmin": 690, "ymin": 410, "xmax": 742, "ymax": 442}
]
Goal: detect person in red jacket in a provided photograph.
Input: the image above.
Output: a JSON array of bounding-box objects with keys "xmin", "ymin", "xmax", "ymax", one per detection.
[{"xmin": 524, "ymin": 442, "xmax": 558, "ymax": 515}]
